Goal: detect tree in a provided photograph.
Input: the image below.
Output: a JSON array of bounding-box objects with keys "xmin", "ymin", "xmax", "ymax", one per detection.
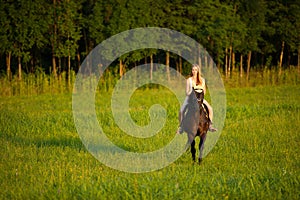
[
  {"xmin": 56, "ymin": 0, "xmax": 82, "ymax": 84},
  {"xmin": 0, "ymin": 0, "xmax": 299, "ymax": 83},
  {"xmin": 236, "ymin": 0, "xmax": 267, "ymax": 79},
  {"xmin": 48, "ymin": 0, "xmax": 82, "ymax": 79},
  {"xmin": 2, "ymin": 0, "xmax": 49, "ymax": 80},
  {"xmin": 0, "ymin": 1, "xmax": 14, "ymax": 80},
  {"xmin": 290, "ymin": 1, "xmax": 300, "ymax": 70}
]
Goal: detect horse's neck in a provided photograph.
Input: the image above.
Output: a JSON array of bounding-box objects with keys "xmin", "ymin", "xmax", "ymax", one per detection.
[{"xmin": 197, "ymin": 101, "xmax": 204, "ymax": 109}]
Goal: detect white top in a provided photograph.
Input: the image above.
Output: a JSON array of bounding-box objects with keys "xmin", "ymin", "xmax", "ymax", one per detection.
[{"xmin": 186, "ymin": 77, "xmax": 205, "ymax": 96}]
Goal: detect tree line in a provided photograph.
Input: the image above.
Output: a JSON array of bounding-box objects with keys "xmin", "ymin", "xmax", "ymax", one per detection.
[{"xmin": 0, "ymin": 0, "xmax": 299, "ymax": 81}]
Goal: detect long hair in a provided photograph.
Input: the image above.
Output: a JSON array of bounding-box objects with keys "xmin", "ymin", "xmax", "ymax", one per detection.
[{"xmin": 190, "ymin": 64, "xmax": 203, "ymax": 86}]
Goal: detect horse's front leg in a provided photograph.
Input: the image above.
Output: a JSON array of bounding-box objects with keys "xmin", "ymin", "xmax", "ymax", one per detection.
[
  {"xmin": 191, "ymin": 140, "xmax": 196, "ymax": 162},
  {"xmin": 198, "ymin": 133, "xmax": 207, "ymax": 164},
  {"xmin": 185, "ymin": 131, "xmax": 196, "ymax": 150}
]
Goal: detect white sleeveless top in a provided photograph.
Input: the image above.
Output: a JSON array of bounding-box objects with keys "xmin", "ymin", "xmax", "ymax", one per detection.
[{"xmin": 188, "ymin": 77, "xmax": 205, "ymax": 94}]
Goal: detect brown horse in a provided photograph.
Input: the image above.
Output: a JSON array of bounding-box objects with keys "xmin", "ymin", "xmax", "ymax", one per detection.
[{"xmin": 181, "ymin": 89, "xmax": 210, "ymax": 163}]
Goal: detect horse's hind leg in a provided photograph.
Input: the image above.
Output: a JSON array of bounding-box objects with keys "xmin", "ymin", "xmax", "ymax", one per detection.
[
  {"xmin": 198, "ymin": 133, "xmax": 207, "ymax": 163},
  {"xmin": 191, "ymin": 140, "xmax": 196, "ymax": 162}
]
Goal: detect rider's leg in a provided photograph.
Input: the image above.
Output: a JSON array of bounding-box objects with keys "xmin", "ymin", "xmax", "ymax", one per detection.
[
  {"xmin": 203, "ymin": 99, "xmax": 213, "ymax": 122},
  {"xmin": 203, "ymin": 99, "xmax": 217, "ymax": 132},
  {"xmin": 180, "ymin": 98, "xmax": 189, "ymax": 123},
  {"xmin": 177, "ymin": 98, "xmax": 188, "ymax": 134}
]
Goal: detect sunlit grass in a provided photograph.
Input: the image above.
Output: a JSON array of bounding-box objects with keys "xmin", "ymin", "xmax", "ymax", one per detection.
[{"xmin": 0, "ymin": 81, "xmax": 299, "ymax": 199}]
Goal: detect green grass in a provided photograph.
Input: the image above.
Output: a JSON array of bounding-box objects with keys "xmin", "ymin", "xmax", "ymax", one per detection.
[{"xmin": 0, "ymin": 83, "xmax": 299, "ymax": 199}]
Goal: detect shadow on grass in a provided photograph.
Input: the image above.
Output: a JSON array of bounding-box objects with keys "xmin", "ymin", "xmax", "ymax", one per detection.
[
  {"xmin": 35, "ymin": 136, "xmax": 86, "ymax": 151},
  {"xmin": 4, "ymin": 134, "xmax": 87, "ymax": 152}
]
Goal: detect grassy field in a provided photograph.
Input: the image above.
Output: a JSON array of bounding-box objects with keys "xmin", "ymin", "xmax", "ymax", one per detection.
[{"xmin": 0, "ymin": 80, "xmax": 299, "ymax": 199}]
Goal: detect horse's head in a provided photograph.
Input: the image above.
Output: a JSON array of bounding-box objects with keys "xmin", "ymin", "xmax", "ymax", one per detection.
[
  {"xmin": 193, "ymin": 89, "xmax": 204, "ymax": 105},
  {"xmin": 187, "ymin": 89, "xmax": 204, "ymax": 111}
]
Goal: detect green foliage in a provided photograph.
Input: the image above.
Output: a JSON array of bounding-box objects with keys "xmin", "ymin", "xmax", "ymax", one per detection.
[
  {"xmin": 0, "ymin": 0, "xmax": 45, "ymax": 73},
  {"xmin": 55, "ymin": 0, "xmax": 82, "ymax": 59},
  {"xmin": 0, "ymin": 0, "xmax": 299, "ymax": 78}
]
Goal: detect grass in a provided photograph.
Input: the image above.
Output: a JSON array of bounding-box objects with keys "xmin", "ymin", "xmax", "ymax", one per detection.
[{"xmin": 0, "ymin": 78, "xmax": 300, "ymax": 199}]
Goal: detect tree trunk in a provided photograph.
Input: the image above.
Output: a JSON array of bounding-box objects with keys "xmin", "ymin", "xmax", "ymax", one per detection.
[
  {"xmin": 204, "ymin": 50, "xmax": 208, "ymax": 68},
  {"xmin": 298, "ymin": 46, "xmax": 300, "ymax": 74},
  {"xmin": 287, "ymin": 45, "xmax": 291, "ymax": 68},
  {"xmin": 166, "ymin": 51, "xmax": 170, "ymax": 81},
  {"xmin": 240, "ymin": 54, "xmax": 243, "ymax": 78},
  {"xmin": 58, "ymin": 58, "xmax": 62, "ymax": 81},
  {"xmin": 198, "ymin": 45, "xmax": 202, "ymax": 71},
  {"xmin": 198, "ymin": 55, "xmax": 202, "ymax": 71},
  {"xmin": 59, "ymin": 58, "xmax": 62, "ymax": 75},
  {"xmin": 179, "ymin": 56, "xmax": 182, "ymax": 74},
  {"xmin": 30, "ymin": 56, "xmax": 34, "ymax": 73},
  {"xmin": 228, "ymin": 44, "xmax": 232, "ymax": 76},
  {"xmin": 150, "ymin": 54, "xmax": 153, "ymax": 80},
  {"xmin": 232, "ymin": 51, "xmax": 235, "ymax": 72},
  {"xmin": 68, "ymin": 54, "xmax": 71, "ymax": 88},
  {"xmin": 225, "ymin": 47, "xmax": 228, "ymax": 78},
  {"xmin": 52, "ymin": 0, "xmax": 57, "ymax": 78},
  {"xmin": 6, "ymin": 52, "xmax": 11, "ymax": 81},
  {"xmin": 119, "ymin": 59, "xmax": 123, "ymax": 77},
  {"xmin": 279, "ymin": 41, "xmax": 284, "ymax": 75},
  {"xmin": 77, "ymin": 50, "xmax": 81, "ymax": 70},
  {"xmin": 210, "ymin": 56, "xmax": 214, "ymax": 68},
  {"xmin": 246, "ymin": 51, "xmax": 251, "ymax": 80},
  {"xmin": 52, "ymin": 55, "xmax": 57, "ymax": 77},
  {"xmin": 18, "ymin": 56, "xmax": 22, "ymax": 81}
]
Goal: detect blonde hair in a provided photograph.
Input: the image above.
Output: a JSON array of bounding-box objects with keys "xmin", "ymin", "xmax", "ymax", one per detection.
[{"xmin": 190, "ymin": 64, "xmax": 203, "ymax": 86}]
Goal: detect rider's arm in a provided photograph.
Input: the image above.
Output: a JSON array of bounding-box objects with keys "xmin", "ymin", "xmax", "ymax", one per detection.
[
  {"xmin": 202, "ymin": 78, "xmax": 207, "ymax": 95},
  {"xmin": 185, "ymin": 78, "xmax": 192, "ymax": 96}
]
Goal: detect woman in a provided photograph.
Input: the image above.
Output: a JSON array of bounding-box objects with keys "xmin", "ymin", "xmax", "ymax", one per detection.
[{"xmin": 177, "ymin": 64, "xmax": 217, "ymax": 134}]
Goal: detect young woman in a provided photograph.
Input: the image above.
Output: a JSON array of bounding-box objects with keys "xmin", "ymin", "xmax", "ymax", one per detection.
[{"xmin": 177, "ymin": 64, "xmax": 217, "ymax": 134}]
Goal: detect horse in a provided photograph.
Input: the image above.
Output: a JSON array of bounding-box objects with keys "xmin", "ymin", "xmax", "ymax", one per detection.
[{"xmin": 181, "ymin": 89, "xmax": 210, "ymax": 164}]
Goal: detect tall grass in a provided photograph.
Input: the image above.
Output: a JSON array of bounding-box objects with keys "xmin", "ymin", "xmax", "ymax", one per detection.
[
  {"xmin": 0, "ymin": 67, "xmax": 299, "ymax": 97},
  {"xmin": 0, "ymin": 79, "xmax": 299, "ymax": 199}
]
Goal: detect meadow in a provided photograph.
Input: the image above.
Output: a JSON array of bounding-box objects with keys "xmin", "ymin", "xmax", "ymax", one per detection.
[{"xmin": 0, "ymin": 69, "xmax": 299, "ymax": 199}]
